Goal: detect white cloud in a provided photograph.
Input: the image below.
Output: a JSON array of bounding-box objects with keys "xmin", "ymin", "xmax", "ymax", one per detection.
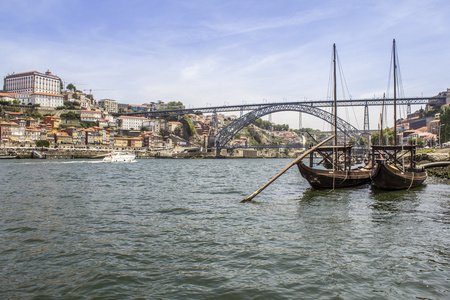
[{"xmin": 0, "ymin": 0, "xmax": 448, "ymax": 129}]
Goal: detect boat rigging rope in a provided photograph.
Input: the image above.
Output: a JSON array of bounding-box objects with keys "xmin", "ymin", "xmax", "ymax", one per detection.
[
  {"xmin": 401, "ymin": 144, "xmax": 405, "ymax": 172},
  {"xmin": 331, "ymin": 171, "xmax": 336, "ymax": 192},
  {"xmin": 407, "ymin": 169, "xmax": 415, "ymax": 191},
  {"xmin": 340, "ymin": 169, "xmax": 349, "ymax": 185}
]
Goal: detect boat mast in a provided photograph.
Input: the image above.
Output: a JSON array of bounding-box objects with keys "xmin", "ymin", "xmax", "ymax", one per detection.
[
  {"xmin": 333, "ymin": 43, "xmax": 337, "ymax": 170},
  {"xmin": 380, "ymin": 93, "xmax": 385, "ymax": 145},
  {"xmin": 393, "ymin": 39, "xmax": 397, "ymax": 146}
]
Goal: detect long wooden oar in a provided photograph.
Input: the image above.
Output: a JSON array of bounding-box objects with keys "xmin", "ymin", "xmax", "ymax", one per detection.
[
  {"xmin": 241, "ymin": 135, "xmax": 335, "ymax": 202},
  {"xmin": 420, "ymin": 161, "xmax": 450, "ymax": 169}
]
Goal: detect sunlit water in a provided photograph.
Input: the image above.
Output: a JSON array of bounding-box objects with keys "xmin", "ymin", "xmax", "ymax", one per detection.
[{"xmin": 1, "ymin": 159, "xmax": 449, "ymax": 299}]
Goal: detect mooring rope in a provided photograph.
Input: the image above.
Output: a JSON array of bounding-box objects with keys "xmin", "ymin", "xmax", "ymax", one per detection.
[
  {"xmin": 407, "ymin": 169, "xmax": 415, "ymax": 191},
  {"xmin": 340, "ymin": 169, "xmax": 349, "ymax": 185}
]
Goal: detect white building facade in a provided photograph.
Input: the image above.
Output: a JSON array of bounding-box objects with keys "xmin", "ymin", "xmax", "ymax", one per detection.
[
  {"xmin": 15, "ymin": 92, "xmax": 64, "ymax": 107},
  {"xmin": 117, "ymin": 116, "xmax": 147, "ymax": 130},
  {"xmin": 80, "ymin": 110, "xmax": 103, "ymax": 122},
  {"xmin": 3, "ymin": 70, "xmax": 64, "ymax": 107},
  {"xmin": 98, "ymin": 99, "xmax": 119, "ymax": 113},
  {"xmin": 4, "ymin": 70, "xmax": 62, "ymax": 94}
]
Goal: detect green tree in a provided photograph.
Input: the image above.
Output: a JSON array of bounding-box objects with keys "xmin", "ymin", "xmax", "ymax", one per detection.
[
  {"xmin": 36, "ymin": 140, "xmax": 50, "ymax": 147},
  {"xmin": 359, "ymin": 136, "xmax": 368, "ymax": 146},
  {"xmin": 252, "ymin": 118, "xmax": 273, "ymax": 130},
  {"xmin": 66, "ymin": 83, "xmax": 77, "ymax": 92},
  {"xmin": 60, "ymin": 111, "xmax": 80, "ymax": 120},
  {"xmin": 408, "ymin": 136, "xmax": 424, "ymax": 148},
  {"xmin": 80, "ymin": 121, "xmax": 97, "ymax": 128},
  {"xmin": 167, "ymin": 101, "xmax": 183, "ymax": 108},
  {"xmin": 294, "ymin": 128, "xmax": 321, "ymax": 133},
  {"xmin": 371, "ymin": 127, "xmax": 395, "ymax": 145},
  {"xmin": 247, "ymin": 127, "xmax": 261, "ymax": 145},
  {"xmin": 273, "ymin": 124, "xmax": 289, "ymax": 131},
  {"xmin": 25, "ymin": 110, "xmax": 43, "ymax": 119},
  {"xmin": 439, "ymin": 106, "xmax": 450, "ymax": 143},
  {"xmin": 349, "ymin": 136, "xmax": 357, "ymax": 145},
  {"xmin": 174, "ymin": 127, "xmax": 182, "ymax": 137},
  {"xmin": 160, "ymin": 128, "xmax": 170, "ymax": 138},
  {"xmin": 182, "ymin": 115, "xmax": 195, "ymax": 136}
]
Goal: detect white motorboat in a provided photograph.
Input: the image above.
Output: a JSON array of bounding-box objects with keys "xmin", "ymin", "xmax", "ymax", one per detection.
[{"xmin": 103, "ymin": 152, "xmax": 136, "ymax": 162}]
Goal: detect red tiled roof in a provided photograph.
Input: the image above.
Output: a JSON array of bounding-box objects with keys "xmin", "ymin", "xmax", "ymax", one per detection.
[
  {"xmin": 5, "ymin": 71, "xmax": 39, "ymax": 76},
  {"xmin": 416, "ymin": 126, "xmax": 428, "ymax": 132},
  {"xmin": 117, "ymin": 116, "xmax": 147, "ymax": 120},
  {"xmin": 26, "ymin": 127, "xmax": 41, "ymax": 132},
  {"xmin": 4, "ymin": 111, "xmax": 23, "ymax": 115},
  {"xmin": 56, "ymin": 132, "xmax": 70, "ymax": 136},
  {"xmin": 34, "ymin": 92, "xmax": 63, "ymax": 97},
  {"xmin": 5, "ymin": 71, "xmax": 60, "ymax": 78},
  {"xmin": 81, "ymin": 116, "xmax": 102, "ymax": 119}
]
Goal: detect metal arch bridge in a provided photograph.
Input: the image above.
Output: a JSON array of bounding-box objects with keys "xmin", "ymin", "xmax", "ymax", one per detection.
[
  {"xmin": 215, "ymin": 103, "xmax": 362, "ymax": 150},
  {"xmin": 123, "ymin": 95, "xmax": 445, "ymax": 150},
  {"xmin": 128, "ymin": 96, "xmax": 445, "ymax": 118}
]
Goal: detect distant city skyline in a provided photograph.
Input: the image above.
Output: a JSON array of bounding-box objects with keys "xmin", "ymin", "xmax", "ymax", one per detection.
[{"xmin": 1, "ymin": 0, "xmax": 449, "ymax": 130}]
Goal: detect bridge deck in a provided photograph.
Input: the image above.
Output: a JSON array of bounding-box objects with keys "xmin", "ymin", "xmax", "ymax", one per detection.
[{"xmin": 127, "ymin": 96, "xmax": 444, "ymax": 117}]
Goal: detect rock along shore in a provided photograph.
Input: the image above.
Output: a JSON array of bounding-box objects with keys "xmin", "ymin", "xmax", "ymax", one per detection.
[{"xmin": 417, "ymin": 148, "xmax": 450, "ymax": 179}]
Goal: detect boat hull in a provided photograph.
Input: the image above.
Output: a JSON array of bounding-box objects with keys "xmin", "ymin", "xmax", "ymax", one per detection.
[
  {"xmin": 371, "ymin": 163, "xmax": 427, "ymax": 190},
  {"xmin": 297, "ymin": 161, "xmax": 372, "ymax": 189},
  {"xmin": 103, "ymin": 153, "xmax": 136, "ymax": 162}
]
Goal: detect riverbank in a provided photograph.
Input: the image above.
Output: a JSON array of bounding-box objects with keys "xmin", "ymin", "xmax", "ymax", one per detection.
[
  {"xmin": 2, "ymin": 147, "xmax": 450, "ymax": 178},
  {"xmin": 0, "ymin": 148, "xmax": 175, "ymax": 159},
  {"xmin": 417, "ymin": 148, "xmax": 450, "ymax": 179},
  {"xmin": 0, "ymin": 147, "xmax": 300, "ymax": 159}
]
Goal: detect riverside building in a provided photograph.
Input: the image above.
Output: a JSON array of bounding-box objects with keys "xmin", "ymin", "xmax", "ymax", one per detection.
[
  {"xmin": 116, "ymin": 116, "xmax": 147, "ymax": 130},
  {"xmin": 98, "ymin": 99, "xmax": 119, "ymax": 113},
  {"xmin": 3, "ymin": 70, "xmax": 63, "ymax": 108}
]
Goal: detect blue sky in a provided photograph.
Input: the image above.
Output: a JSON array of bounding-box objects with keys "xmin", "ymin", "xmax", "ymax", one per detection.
[{"xmin": 1, "ymin": 0, "xmax": 449, "ymax": 130}]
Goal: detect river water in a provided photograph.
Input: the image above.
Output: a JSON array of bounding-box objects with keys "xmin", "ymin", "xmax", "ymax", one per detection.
[{"xmin": 1, "ymin": 158, "xmax": 449, "ymax": 299}]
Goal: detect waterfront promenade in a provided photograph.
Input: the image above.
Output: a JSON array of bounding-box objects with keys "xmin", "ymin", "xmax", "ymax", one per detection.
[{"xmin": 0, "ymin": 147, "xmax": 162, "ymax": 159}]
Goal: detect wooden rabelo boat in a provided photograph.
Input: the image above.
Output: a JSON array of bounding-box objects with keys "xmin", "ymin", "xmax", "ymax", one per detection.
[
  {"xmin": 297, "ymin": 145, "xmax": 372, "ymax": 189},
  {"xmin": 297, "ymin": 44, "xmax": 371, "ymax": 189},
  {"xmin": 371, "ymin": 145, "xmax": 427, "ymax": 190},
  {"xmin": 371, "ymin": 39, "xmax": 427, "ymax": 190}
]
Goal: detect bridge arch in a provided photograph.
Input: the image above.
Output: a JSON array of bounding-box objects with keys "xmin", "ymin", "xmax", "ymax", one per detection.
[{"xmin": 215, "ymin": 103, "xmax": 363, "ymax": 149}]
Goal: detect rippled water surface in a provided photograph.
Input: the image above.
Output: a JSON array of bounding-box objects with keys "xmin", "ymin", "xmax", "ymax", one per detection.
[{"xmin": 1, "ymin": 158, "xmax": 449, "ymax": 299}]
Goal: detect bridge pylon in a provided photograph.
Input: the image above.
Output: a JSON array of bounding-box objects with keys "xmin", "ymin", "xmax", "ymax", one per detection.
[{"xmin": 364, "ymin": 102, "xmax": 370, "ymax": 132}]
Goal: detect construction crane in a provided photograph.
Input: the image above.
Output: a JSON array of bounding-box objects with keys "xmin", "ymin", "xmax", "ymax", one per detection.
[
  {"xmin": 83, "ymin": 89, "xmax": 115, "ymax": 95},
  {"xmin": 61, "ymin": 79, "xmax": 87, "ymax": 91}
]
